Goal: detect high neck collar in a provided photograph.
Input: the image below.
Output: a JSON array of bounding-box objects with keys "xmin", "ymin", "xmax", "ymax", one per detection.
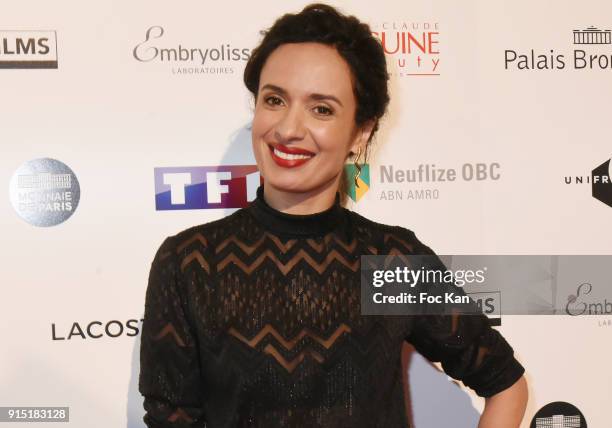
[{"xmin": 246, "ymin": 184, "xmax": 344, "ymax": 237}]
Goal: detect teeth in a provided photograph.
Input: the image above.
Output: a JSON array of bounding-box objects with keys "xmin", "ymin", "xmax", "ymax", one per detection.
[{"xmin": 273, "ymin": 147, "xmax": 313, "ymax": 160}]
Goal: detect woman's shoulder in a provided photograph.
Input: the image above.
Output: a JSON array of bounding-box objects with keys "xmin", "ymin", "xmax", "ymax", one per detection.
[
  {"xmin": 158, "ymin": 208, "xmax": 248, "ymax": 258},
  {"xmin": 344, "ymin": 208, "xmax": 435, "ymax": 255}
]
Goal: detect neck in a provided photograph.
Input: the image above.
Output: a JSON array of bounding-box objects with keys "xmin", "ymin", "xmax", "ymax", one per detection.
[
  {"xmin": 262, "ymin": 177, "xmax": 340, "ymax": 215},
  {"xmin": 247, "ymin": 182, "xmax": 344, "ymax": 237}
]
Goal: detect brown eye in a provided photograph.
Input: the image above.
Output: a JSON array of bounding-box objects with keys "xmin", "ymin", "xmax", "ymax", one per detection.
[
  {"xmin": 264, "ymin": 96, "xmax": 284, "ymax": 106},
  {"xmin": 314, "ymin": 105, "xmax": 333, "ymax": 116}
]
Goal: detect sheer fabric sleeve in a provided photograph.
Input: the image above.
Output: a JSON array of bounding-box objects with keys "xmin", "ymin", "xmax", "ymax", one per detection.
[
  {"xmin": 402, "ymin": 230, "xmax": 525, "ymax": 398},
  {"xmin": 139, "ymin": 236, "xmax": 207, "ymax": 427}
]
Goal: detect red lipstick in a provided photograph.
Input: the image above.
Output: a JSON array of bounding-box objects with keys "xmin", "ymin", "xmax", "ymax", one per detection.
[{"xmin": 268, "ymin": 144, "xmax": 315, "ymax": 168}]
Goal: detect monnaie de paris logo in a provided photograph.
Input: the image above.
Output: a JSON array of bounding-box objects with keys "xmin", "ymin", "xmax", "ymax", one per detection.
[{"xmin": 9, "ymin": 158, "xmax": 80, "ymax": 227}]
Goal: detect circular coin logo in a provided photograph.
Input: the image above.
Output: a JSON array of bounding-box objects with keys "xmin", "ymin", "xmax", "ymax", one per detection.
[{"xmin": 9, "ymin": 158, "xmax": 80, "ymax": 227}]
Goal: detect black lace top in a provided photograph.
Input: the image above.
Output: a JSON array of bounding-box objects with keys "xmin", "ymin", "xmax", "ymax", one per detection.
[{"xmin": 139, "ymin": 184, "xmax": 524, "ymax": 427}]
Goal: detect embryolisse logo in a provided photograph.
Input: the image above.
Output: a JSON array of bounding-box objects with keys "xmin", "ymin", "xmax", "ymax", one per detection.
[
  {"xmin": 505, "ymin": 26, "xmax": 612, "ymax": 71},
  {"xmin": 371, "ymin": 21, "xmax": 440, "ymax": 76},
  {"xmin": 133, "ymin": 26, "xmax": 250, "ymax": 75},
  {"xmin": 566, "ymin": 283, "xmax": 612, "ymax": 315}
]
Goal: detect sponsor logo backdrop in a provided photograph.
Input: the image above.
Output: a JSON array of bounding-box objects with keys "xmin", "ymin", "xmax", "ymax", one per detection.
[{"xmin": 1, "ymin": 0, "xmax": 610, "ymax": 427}]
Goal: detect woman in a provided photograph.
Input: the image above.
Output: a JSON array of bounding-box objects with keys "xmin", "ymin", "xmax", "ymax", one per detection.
[{"xmin": 139, "ymin": 4, "xmax": 527, "ymax": 427}]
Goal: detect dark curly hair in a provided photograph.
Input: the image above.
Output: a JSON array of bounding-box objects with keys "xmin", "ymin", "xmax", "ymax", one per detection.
[{"xmin": 243, "ymin": 3, "xmax": 390, "ymax": 204}]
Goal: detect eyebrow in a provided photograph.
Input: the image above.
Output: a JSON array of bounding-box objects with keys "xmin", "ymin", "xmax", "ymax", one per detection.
[{"xmin": 260, "ymin": 84, "xmax": 344, "ymax": 107}]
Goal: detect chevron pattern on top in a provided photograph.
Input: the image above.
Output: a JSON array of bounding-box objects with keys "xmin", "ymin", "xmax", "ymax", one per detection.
[
  {"xmin": 139, "ymin": 192, "xmax": 524, "ymax": 427},
  {"xmin": 218, "ymin": 247, "xmax": 359, "ymax": 275},
  {"xmin": 177, "ymin": 232, "xmax": 209, "ymax": 254},
  {"xmin": 180, "ymin": 250, "xmax": 210, "ymax": 273},
  {"xmin": 153, "ymin": 322, "xmax": 187, "ymax": 347},
  {"xmin": 216, "ymin": 231, "xmax": 297, "ymax": 255},
  {"xmin": 167, "ymin": 408, "xmax": 194, "ymax": 423},
  {"xmin": 227, "ymin": 323, "xmax": 351, "ymax": 372}
]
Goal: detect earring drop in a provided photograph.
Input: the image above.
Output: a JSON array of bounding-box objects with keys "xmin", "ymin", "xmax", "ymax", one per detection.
[{"xmin": 353, "ymin": 147, "xmax": 362, "ymax": 188}]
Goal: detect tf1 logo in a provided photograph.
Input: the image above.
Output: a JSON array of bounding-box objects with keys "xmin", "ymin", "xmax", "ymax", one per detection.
[{"xmin": 154, "ymin": 165, "xmax": 261, "ymax": 210}]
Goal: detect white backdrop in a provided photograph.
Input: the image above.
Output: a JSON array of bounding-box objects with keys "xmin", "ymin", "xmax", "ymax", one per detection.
[{"xmin": 1, "ymin": 1, "xmax": 610, "ymax": 427}]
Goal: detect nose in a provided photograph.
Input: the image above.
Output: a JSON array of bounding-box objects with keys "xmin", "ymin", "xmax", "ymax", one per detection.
[{"xmin": 274, "ymin": 105, "xmax": 306, "ymax": 143}]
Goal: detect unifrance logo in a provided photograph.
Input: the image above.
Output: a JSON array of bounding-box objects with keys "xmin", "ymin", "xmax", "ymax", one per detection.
[
  {"xmin": 0, "ymin": 31, "xmax": 58, "ymax": 69},
  {"xmin": 371, "ymin": 22, "xmax": 440, "ymax": 77},
  {"xmin": 505, "ymin": 25, "xmax": 612, "ymax": 71},
  {"xmin": 564, "ymin": 158, "xmax": 612, "ymax": 208},
  {"xmin": 591, "ymin": 158, "xmax": 612, "ymax": 207}
]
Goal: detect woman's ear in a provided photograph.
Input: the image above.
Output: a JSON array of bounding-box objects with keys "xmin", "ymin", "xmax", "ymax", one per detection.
[{"xmin": 349, "ymin": 119, "xmax": 376, "ymax": 155}]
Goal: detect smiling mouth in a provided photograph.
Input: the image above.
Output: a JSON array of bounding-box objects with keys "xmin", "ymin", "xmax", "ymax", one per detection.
[
  {"xmin": 272, "ymin": 147, "xmax": 313, "ymax": 160},
  {"xmin": 268, "ymin": 144, "xmax": 315, "ymax": 168}
]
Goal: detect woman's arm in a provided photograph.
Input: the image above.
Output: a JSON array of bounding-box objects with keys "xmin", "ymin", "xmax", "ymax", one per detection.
[
  {"xmin": 139, "ymin": 236, "xmax": 207, "ymax": 427},
  {"xmin": 478, "ymin": 375, "xmax": 528, "ymax": 428},
  {"xmin": 394, "ymin": 228, "xmax": 528, "ymax": 423}
]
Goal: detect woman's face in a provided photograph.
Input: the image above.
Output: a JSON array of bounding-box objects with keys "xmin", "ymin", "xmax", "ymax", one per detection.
[{"xmin": 251, "ymin": 42, "xmax": 373, "ymax": 196}]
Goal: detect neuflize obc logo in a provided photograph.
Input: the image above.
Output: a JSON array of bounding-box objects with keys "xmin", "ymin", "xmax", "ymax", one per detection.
[
  {"xmin": 9, "ymin": 158, "xmax": 80, "ymax": 227},
  {"xmin": 0, "ymin": 30, "xmax": 58, "ymax": 69}
]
